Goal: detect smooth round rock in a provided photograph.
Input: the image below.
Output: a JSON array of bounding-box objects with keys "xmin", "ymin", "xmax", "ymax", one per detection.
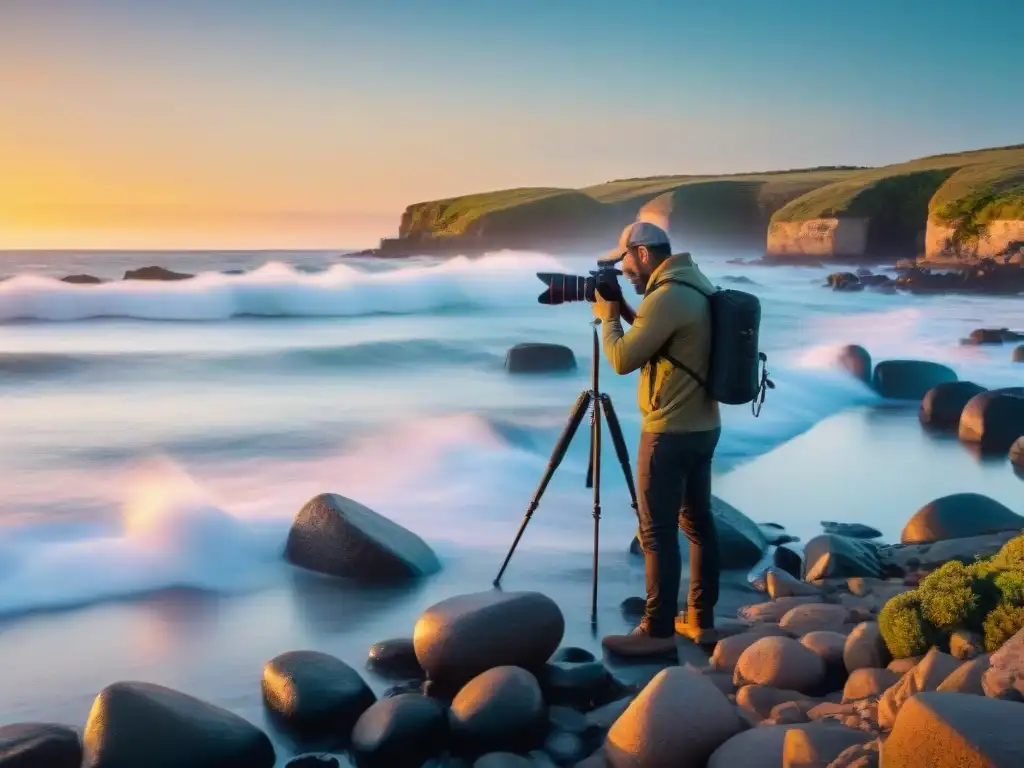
[
  {"xmin": 779, "ymin": 604, "xmax": 850, "ymax": 635},
  {"xmin": 0, "ymin": 723, "xmax": 81, "ymax": 768},
  {"xmin": 351, "ymin": 693, "xmax": 447, "ymax": 768},
  {"xmin": 800, "ymin": 631, "xmax": 847, "ymax": 669},
  {"xmin": 900, "ymin": 492, "xmax": 1024, "ymax": 545},
  {"xmin": 782, "ymin": 725, "xmax": 872, "ymax": 768},
  {"xmin": 966, "ymin": 328, "xmax": 1014, "ymax": 345},
  {"xmin": 842, "ymin": 668, "xmax": 898, "ymax": 701},
  {"xmin": 83, "ymin": 681, "xmax": 275, "ymax": 768},
  {"xmin": 367, "ymin": 638, "xmax": 423, "ymax": 680},
  {"xmin": 835, "ymin": 345, "xmax": 871, "ymax": 384},
  {"xmin": 802, "ymin": 535, "xmax": 882, "ymax": 581},
  {"xmin": 843, "ymin": 621, "xmax": 891, "ymax": 673},
  {"xmin": 285, "ymin": 493, "xmax": 440, "ymax": 583},
  {"xmin": 262, "ymin": 650, "xmax": 376, "ymax": 742},
  {"xmin": 547, "ymin": 706, "xmax": 587, "ymax": 735},
  {"xmin": 539, "ymin": 662, "xmax": 619, "ymax": 710},
  {"xmin": 871, "ymin": 360, "xmax": 957, "ymax": 400},
  {"xmin": 505, "ymin": 343, "xmax": 576, "ymax": 373},
  {"xmin": 959, "ymin": 389, "xmax": 1024, "ymax": 454},
  {"xmin": 605, "ymin": 667, "xmax": 742, "ymax": 768},
  {"xmin": 734, "ymin": 636, "xmax": 827, "ymax": 694},
  {"xmin": 550, "ymin": 647, "xmax": 595, "ymax": 664},
  {"xmin": 919, "ymin": 381, "xmax": 987, "ymax": 431},
  {"xmin": 414, "ymin": 590, "xmax": 564, "ymax": 688},
  {"xmin": 767, "ymin": 569, "xmax": 822, "ymax": 600},
  {"xmin": 449, "ymin": 666, "xmax": 546, "ymax": 754},
  {"xmin": 708, "ymin": 723, "xmax": 851, "ymax": 768},
  {"xmin": 543, "ymin": 731, "xmax": 584, "ymax": 765}
]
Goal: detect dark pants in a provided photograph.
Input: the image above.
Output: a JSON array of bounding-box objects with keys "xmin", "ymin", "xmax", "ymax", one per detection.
[{"xmin": 636, "ymin": 428, "xmax": 721, "ymax": 637}]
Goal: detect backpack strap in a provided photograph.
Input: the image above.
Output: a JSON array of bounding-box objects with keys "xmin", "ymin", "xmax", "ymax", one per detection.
[{"xmin": 644, "ymin": 278, "xmax": 713, "ymax": 393}]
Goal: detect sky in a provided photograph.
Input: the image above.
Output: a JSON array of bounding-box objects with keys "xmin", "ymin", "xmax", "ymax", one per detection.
[{"xmin": 2, "ymin": 0, "xmax": 1023, "ymax": 250}]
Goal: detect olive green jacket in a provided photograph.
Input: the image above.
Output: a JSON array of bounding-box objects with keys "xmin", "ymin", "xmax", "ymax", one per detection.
[{"xmin": 599, "ymin": 253, "xmax": 721, "ymax": 434}]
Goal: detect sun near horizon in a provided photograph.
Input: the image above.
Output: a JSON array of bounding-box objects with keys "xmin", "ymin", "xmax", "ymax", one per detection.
[{"xmin": 2, "ymin": 0, "xmax": 1022, "ymax": 251}]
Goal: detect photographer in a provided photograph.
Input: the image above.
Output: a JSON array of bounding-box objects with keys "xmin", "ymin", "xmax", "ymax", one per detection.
[{"xmin": 592, "ymin": 222, "xmax": 722, "ymax": 657}]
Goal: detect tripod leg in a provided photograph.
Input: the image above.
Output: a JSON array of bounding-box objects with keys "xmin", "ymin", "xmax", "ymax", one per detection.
[
  {"xmin": 599, "ymin": 394, "xmax": 639, "ymax": 516},
  {"xmin": 494, "ymin": 390, "xmax": 593, "ymax": 586},
  {"xmin": 590, "ymin": 388, "xmax": 602, "ymax": 622}
]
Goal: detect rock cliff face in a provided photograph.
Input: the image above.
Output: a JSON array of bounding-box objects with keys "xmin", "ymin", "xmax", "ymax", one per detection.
[
  {"xmin": 766, "ymin": 218, "xmax": 869, "ymax": 259},
  {"xmin": 924, "ymin": 218, "xmax": 1024, "ymax": 263}
]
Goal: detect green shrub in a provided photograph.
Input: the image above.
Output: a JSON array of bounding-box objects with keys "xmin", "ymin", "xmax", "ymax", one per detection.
[{"xmin": 879, "ymin": 533, "xmax": 1024, "ymax": 658}]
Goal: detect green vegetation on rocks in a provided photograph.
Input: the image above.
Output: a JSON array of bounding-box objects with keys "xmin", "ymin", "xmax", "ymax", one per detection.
[{"xmin": 878, "ymin": 533, "xmax": 1024, "ymax": 658}]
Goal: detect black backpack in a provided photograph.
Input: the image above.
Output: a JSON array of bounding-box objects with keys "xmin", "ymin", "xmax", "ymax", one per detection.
[{"xmin": 647, "ymin": 278, "xmax": 774, "ymax": 417}]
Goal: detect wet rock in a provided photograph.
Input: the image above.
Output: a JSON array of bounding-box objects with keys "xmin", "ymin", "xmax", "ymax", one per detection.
[
  {"xmin": 842, "ymin": 669, "xmax": 898, "ymax": 702},
  {"xmin": 919, "ymin": 381, "xmax": 988, "ymax": 431},
  {"xmin": 285, "ymin": 493, "xmax": 440, "ymax": 583},
  {"xmin": 844, "ymin": 622, "xmax": 891, "ymax": 673},
  {"xmin": 550, "ymin": 647, "xmax": 594, "ymax": 664},
  {"xmin": 262, "ymin": 650, "xmax": 376, "ymax": 743},
  {"xmin": 803, "ymin": 535, "xmax": 883, "ymax": 581},
  {"xmin": 367, "ymin": 638, "xmax": 423, "ymax": 679},
  {"xmin": 937, "ymin": 655, "xmax": 990, "ymax": 696},
  {"xmin": 871, "ymin": 359, "xmax": 957, "ymax": 400},
  {"xmin": 84, "ymin": 681, "xmax": 275, "ymax": 768},
  {"xmin": 734, "ymin": 636, "xmax": 827, "ymax": 694},
  {"xmin": 415, "ymin": 591, "xmax": 564, "ymax": 688},
  {"xmin": 821, "ymin": 522, "xmax": 882, "ymax": 540},
  {"xmin": 350, "ymin": 693, "xmax": 447, "ymax": 768},
  {"xmin": 779, "ymin": 604, "xmax": 851, "ymax": 635},
  {"xmin": 835, "ymin": 345, "xmax": 871, "ymax": 384},
  {"xmin": 900, "ymin": 492, "xmax": 1024, "ymax": 544},
  {"xmin": 767, "ymin": 569, "xmax": 822, "ymax": 600},
  {"xmin": 982, "ymin": 626, "xmax": 1024, "ymax": 701},
  {"xmin": 618, "ymin": 596, "xmax": 645, "ymax": 620},
  {"xmin": 473, "ymin": 754, "xmax": 532, "ymax": 768},
  {"xmin": 543, "ymin": 731, "xmax": 584, "ymax": 765},
  {"xmin": 546, "ymin": 706, "xmax": 587, "ymax": 736},
  {"xmin": 123, "ymin": 265, "xmax": 194, "ymax": 280},
  {"xmin": 0, "ymin": 723, "xmax": 81, "ymax": 768},
  {"xmin": 739, "ymin": 596, "xmax": 824, "ymax": 624},
  {"xmin": 539, "ymin": 662, "xmax": 620, "ymax": 710},
  {"xmin": 60, "ymin": 274, "xmax": 104, "ymax": 284},
  {"xmin": 827, "ymin": 272, "xmax": 864, "ymax": 292},
  {"xmin": 781, "ymin": 723, "xmax": 871, "ymax": 768},
  {"xmin": 773, "ymin": 546, "xmax": 803, "ymax": 579},
  {"xmin": 884, "ymin": 692, "xmax": 1024, "ymax": 766},
  {"xmin": 449, "ymin": 666, "xmax": 546, "ymax": 754},
  {"xmin": 877, "ymin": 648, "xmax": 962, "ymax": 730},
  {"xmin": 605, "ymin": 667, "xmax": 742, "ymax": 768},
  {"xmin": 965, "ymin": 327, "xmax": 1019, "ymax": 345},
  {"xmin": 959, "ymin": 388, "xmax": 1024, "ymax": 454},
  {"xmin": 382, "ymin": 680, "xmax": 421, "ymax": 699},
  {"xmin": 584, "ymin": 696, "xmax": 633, "ymax": 732},
  {"xmin": 504, "ymin": 343, "xmax": 576, "ymax": 373},
  {"xmin": 285, "ymin": 756, "xmax": 342, "ymax": 768}
]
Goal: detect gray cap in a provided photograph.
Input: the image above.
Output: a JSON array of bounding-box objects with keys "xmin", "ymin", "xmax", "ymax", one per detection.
[{"xmin": 598, "ymin": 221, "xmax": 671, "ymax": 265}]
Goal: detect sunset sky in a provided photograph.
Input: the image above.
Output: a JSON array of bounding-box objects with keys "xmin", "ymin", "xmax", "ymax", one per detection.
[{"xmin": 2, "ymin": 0, "xmax": 1022, "ymax": 250}]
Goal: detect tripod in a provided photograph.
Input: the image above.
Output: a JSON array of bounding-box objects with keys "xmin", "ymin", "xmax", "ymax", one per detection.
[{"xmin": 494, "ymin": 320, "xmax": 639, "ymax": 622}]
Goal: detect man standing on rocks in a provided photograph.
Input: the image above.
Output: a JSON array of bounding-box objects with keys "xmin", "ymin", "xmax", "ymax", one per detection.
[{"xmin": 591, "ymin": 221, "xmax": 722, "ymax": 657}]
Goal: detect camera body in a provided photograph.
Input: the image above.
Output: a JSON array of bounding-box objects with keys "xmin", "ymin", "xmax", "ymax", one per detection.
[{"xmin": 536, "ymin": 264, "xmax": 623, "ymax": 305}]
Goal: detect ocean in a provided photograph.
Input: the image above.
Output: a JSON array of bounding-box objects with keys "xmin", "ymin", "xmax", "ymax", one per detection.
[{"xmin": 0, "ymin": 248, "xmax": 1021, "ymax": 751}]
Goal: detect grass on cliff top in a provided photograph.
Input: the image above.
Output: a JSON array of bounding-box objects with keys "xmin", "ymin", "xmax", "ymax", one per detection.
[
  {"xmin": 400, "ymin": 187, "xmax": 580, "ymax": 237},
  {"xmin": 772, "ymin": 145, "xmax": 1024, "ymax": 224}
]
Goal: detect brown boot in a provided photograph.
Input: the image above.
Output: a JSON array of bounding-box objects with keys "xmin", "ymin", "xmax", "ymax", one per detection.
[
  {"xmin": 602, "ymin": 622, "xmax": 677, "ymax": 659},
  {"xmin": 675, "ymin": 608, "xmax": 717, "ymax": 645}
]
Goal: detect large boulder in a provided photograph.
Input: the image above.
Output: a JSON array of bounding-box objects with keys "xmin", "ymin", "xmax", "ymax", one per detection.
[
  {"xmin": 504, "ymin": 343, "xmax": 576, "ymax": 373},
  {"xmin": 900, "ymin": 493, "xmax": 1024, "ymax": 545},
  {"xmin": 803, "ymin": 535, "xmax": 883, "ymax": 581},
  {"xmin": 959, "ymin": 388, "xmax": 1024, "ymax": 454},
  {"xmin": 982, "ymin": 626, "xmax": 1024, "ymax": 701},
  {"xmin": 285, "ymin": 493, "xmax": 440, "ymax": 583},
  {"xmin": 448, "ymin": 666, "xmax": 546, "ymax": 755},
  {"xmin": 871, "ymin": 360, "xmax": 957, "ymax": 400},
  {"xmin": 414, "ymin": 591, "xmax": 564, "ymax": 688},
  {"xmin": 83, "ymin": 681, "xmax": 275, "ymax": 768},
  {"xmin": 0, "ymin": 723, "xmax": 81, "ymax": 768},
  {"xmin": 919, "ymin": 381, "xmax": 987, "ymax": 431},
  {"xmin": 733, "ymin": 636, "xmax": 827, "ymax": 694},
  {"xmin": 351, "ymin": 693, "xmax": 448, "ymax": 768},
  {"xmin": 629, "ymin": 496, "xmax": 768, "ymax": 570},
  {"xmin": 262, "ymin": 650, "xmax": 377, "ymax": 743},
  {"xmin": 883, "ymin": 692, "xmax": 1024, "ymax": 767},
  {"xmin": 836, "ymin": 345, "xmax": 872, "ymax": 384},
  {"xmin": 1012, "ymin": 438, "xmax": 1024, "ymax": 474},
  {"xmin": 877, "ymin": 648, "xmax": 962, "ymax": 730},
  {"xmin": 123, "ymin": 265, "xmax": 194, "ymax": 280},
  {"xmin": 605, "ymin": 667, "xmax": 742, "ymax": 768}
]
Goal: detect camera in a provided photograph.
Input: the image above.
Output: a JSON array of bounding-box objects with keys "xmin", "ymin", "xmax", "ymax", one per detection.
[{"xmin": 536, "ymin": 265, "xmax": 623, "ymax": 305}]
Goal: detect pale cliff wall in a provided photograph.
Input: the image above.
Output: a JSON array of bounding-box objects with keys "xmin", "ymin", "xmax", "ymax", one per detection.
[
  {"xmin": 924, "ymin": 218, "xmax": 1024, "ymax": 262},
  {"xmin": 765, "ymin": 217, "xmax": 869, "ymax": 258}
]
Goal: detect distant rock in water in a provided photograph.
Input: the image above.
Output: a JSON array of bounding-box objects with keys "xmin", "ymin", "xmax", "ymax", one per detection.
[
  {"xmin": 83, "ymin": 681, "xmax": 275, "ymax": 768},
  {"xmin": 285, "ymin": 493, "xmax": 440, "ymax": 583},
  {"xmin": 820, "ymin": 521, "xmax": 882, "ymax": 540},
  {"xmin": 900, "ymin": 492, "xmax": 1024, "ymax": 545},
  {"xmin": 958, "ymin": 388, "xmax": 1024, "ymax": 454},
  {"xmin": 963, "ymin": 327, "xmax": 1023, "ymax": 345},
  {"xmin": 123, "ymin": 265, "xmax": 194, "ymax": 281},
  {"xmin": 825, "ymin": 272, "xmax": 864, "ymax": 292},
  {"xmin": 919, "ymin": 381, "xmax": 987, "ymax": 431},
  {"xmin": 0, "ymin": 723, "xmax": 81, "ymax": 768},
  {"xmin": 60, "ymin": 274, "xmax": 104, "ymax": 284},
  {"xmin": 871, "ymin": 360, "xmax": 957, "ymax": 400},
  {"xmin": 835, "ymin": 344, "xmax": 871, "ymax": 384},
  {"xmin": 505, "ymin": 343, "xmax": 576, "ymax": 373},
  {"xmin": 722, "ymin": 275, "xmax": 759, "ymax": 285},
  {"xmin": 1014, "ymin": 345, "xmax": 1024, "ymax": 363},
  {"xmin": 892, "ymin": 259, "xmax": 1024, "ymax": 295}
]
